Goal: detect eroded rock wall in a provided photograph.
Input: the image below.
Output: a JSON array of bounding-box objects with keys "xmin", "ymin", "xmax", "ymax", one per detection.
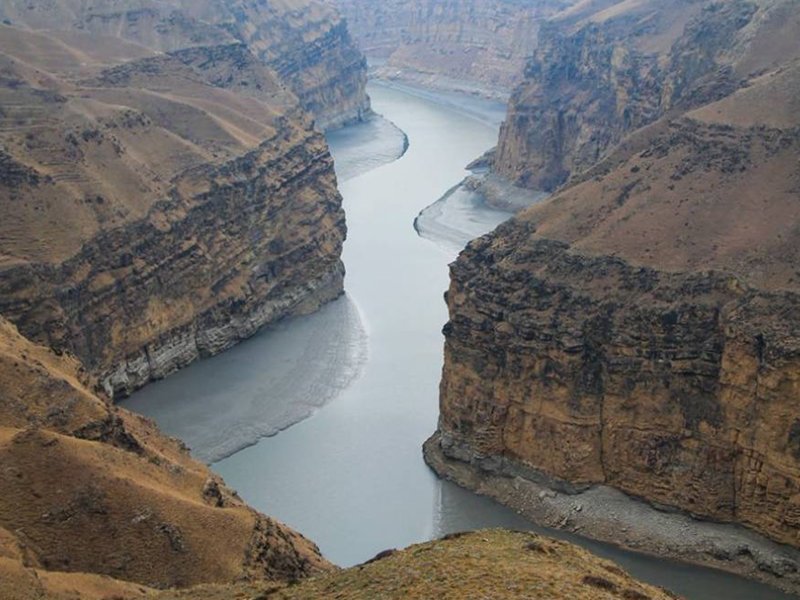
[
  {"xmin": 438, "ymin": 233, "xmax": 800, "ymax": 547},
  {"xmin": 0, "ymin": 25, "xmax": 347, "ymax": 396},
  {"xmin": 493, "ymin": 0, "xmax": 800, "ymax": 191},
  {"xmin": 432, "ymin": 12, "xmax": 800, "ymax": 553},
  {"xmin": 0, "ymin": 0, "xmax": 370, "ymax": 129},
  {"xmin": 334, "ymin": 0, "xmax": 574, "ymax": 98}
]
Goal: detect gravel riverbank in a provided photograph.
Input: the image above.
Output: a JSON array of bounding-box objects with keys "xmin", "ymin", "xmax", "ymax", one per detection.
[{"xmin": 424, "ymin": 432, "xmax": 800, "ymax": 597}]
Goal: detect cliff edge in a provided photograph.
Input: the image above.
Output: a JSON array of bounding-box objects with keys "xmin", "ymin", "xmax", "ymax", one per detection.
[
  {"xmin": 0, "ymin": 21, "xmax": 349, "ymax": 396},
  {"xmin": 429, "ymin": 0, "xmax": 800, "ymax": 592}
]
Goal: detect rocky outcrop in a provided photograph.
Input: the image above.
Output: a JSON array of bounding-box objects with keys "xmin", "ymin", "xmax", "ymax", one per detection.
[
  {"xmin": 437, "ymin": 233, "xmax": 800, "ymax": 545},
  {"xmin": 0, "ymin": 317, "xmax": 330, "ymax": 591},
  {"xmin": 0, "ymin": 25, "xmax": 347, "ymax": 396},
  {"xmin": 334, "ymin": 0, "xmax": 574, "ymax": 99},
  {"xmin": 494, "ymin": 0, "xmax": 800, "ymax": 191},
  {"xmin": 430, "ymin": 10, "xmax": 800, "ymax": 583},
  {"xmin": 225, "ymin": 5, "xmax": 371, "ymax": 130},
  {"xmin": 0, "ymin": 0, "xmax": 370, "ymax": 130}
]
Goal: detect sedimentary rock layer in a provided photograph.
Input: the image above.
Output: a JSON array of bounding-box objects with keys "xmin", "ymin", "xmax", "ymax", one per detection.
[
  {"xmin": 0, "ymin": 0, "xmax": 369, "ymax": 129},
  {"xmin": 494, "ymin": 0, "xmax": 800, "ymax": 191},
  {"xmin": 432, "ymin": 34, "xmax": 800, "ymax": 565},
  {"xmin": 335, "ymin": 0, "xmax": 574, "ymax": 99},
  {"xmin": 0, "ymin": 25, "xmax": 347, "ymax": 396}
]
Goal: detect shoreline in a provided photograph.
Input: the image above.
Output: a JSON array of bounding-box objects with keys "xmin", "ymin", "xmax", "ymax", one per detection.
[
  {"xmin": 124, "ymin": 108, "xmax": 409, "ymax": 465},
  {"xmin": 463, "ymin": 172, "xmax": 549, "ymax": 213},
  {"xmin": 413, "ymin": 178, "xmax": 512, "ymax": 254},
  {"xmin": 412, "ymin": 172, "xmax": 549, "ymax": 254},
  {"xmin": 123, "ymin": 293, "xmax": 368, "ymax": 465},
  {"xmin": 369, "ymin": 78, "xmax": 508, "ymax": 128},
  {"xmin": 369, "ymin": 63, "xmax": 512, "ymax": 104},
  {"xmin": 326, "ymin": 107, "xmax": 410, "ymax": 182},
  {"xmin": 423, "ymin": 432, "xmax": 800, "ymax": 596}
]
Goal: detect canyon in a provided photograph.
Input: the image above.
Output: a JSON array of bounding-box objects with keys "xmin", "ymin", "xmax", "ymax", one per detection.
[
  {"xmin": 493, "ymin": 0, "xmax": 800, "ymax": 191},
  {"xmin": 0, "ymin": 3, "xmax": 359, "ymax": 596},
  {"xmin": 1, "ymin": 0, "xmax": 800, "ymax": 597},
  {"xmin": 427, "ymin": 0, "xmax": 800, "ymax": 591}
]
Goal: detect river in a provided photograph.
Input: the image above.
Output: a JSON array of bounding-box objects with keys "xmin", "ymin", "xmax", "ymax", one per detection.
[{"xmin": 125, "ymin": 82, "xmax": 797, "ymax": 599}]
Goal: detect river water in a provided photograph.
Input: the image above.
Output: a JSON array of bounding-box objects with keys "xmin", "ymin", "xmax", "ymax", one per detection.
[{"xmin": 125, "ymin": 82, "xmax": 796, "ymax": 599}]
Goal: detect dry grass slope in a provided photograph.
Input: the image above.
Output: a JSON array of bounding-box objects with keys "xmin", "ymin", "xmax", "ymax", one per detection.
[
  {"xmin": 0, "ymin": 316, "xmax": 331, "ymax": 593},
  {"xmin": 154, "ymin": 530, "xmax": 680, "ymax": 600}
]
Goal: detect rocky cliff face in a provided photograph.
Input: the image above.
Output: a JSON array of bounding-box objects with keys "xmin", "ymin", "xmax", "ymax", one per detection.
[
  {"xmin": 0, "ymin": 24, "xmax": 347, "ymax": 396},
  {"xmin": 430, "ymin": 0, "xmax": 800, "ymax": 577},
  {"xmin": 494, "ymin": 0, "xmax": 800, "ymax": 191},
  {"xmin": 0, "ymin": 316, "xmax": 330, "ymax": 593},
  {"xmin": 0, "ymin": 0, "xmax": 369, "ymax": 130},
  {"xmin": 334, "ymin": 0, "xmax": 577, "ymax": 98},
  {"xmin": 219, "ymin": 1, "xmax": 371, "ymax": 130}
]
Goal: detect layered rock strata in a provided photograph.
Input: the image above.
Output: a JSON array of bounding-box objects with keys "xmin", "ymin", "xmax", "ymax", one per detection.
[
  {"xmin": 0, "ymin": 24, "xmax": 346, "ymax": 396},
  {"xmin": 334, "ymin": 0, "xmax": 574, "ymax": 99},
  {"xmin": 0, "ymin": 0, "xmax": 370, "ymax": 130},
  {"xmin": 494, "ymin": 0, "xmax": 800, "ymax": 191},
  {"xmin": 430, "ymin": 12, "xmax": 800, "ymax": 584}
]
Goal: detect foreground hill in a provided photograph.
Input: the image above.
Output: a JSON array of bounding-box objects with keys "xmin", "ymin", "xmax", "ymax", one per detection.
[
  {"xmin": 428, "ymin": 0, "xmax": 800, "ymax": 592},
  {"xmin": 0, "ymin": 23, "xmax": 348, "ymax": 396},
  {"xmin": 46, "ymin": 530, "xmax": 674, "ymax": 600},
  {"xmin": 0, "ymin": 316, "xmax": 330, "ymax": 596}
]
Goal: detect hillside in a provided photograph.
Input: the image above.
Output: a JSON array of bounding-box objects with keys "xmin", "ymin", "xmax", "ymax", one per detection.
[
  {"xmin": 493, "ymin": 0, "xmax": 800, "ymax": 191},
  {"xmin": 0, "ymin": 316, "xmax": 330, "ymax": 596},
  {"xmin": 429, "ymin": 0, "xmax": 800, "ymax": 591},
  {"xmin": 0, "ymin": 24, "xmax": 348, "ymax": 396}
]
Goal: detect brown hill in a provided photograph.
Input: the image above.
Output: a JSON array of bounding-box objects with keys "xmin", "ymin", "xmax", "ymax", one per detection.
[
  {"xmin": 0, "ymin": 316, "xmax": 330, "ymax": 592},
  {"xmin": 494, "ymin": 0, "xmax": 800, "ymax": 191},
  {"xmin": 0, "ymin": 0, "xmax": 369, "ymax": 129},
  {"xmin": 3, "ymin": 528, "xmax": 683, "ymax": 599},
  {"xmin": 155, "ymin": 530, "xmax": 680, "ymax": 600},
  {"xmin": 519, "ymin": 59, "xmax": 800, "ymax": 291}
]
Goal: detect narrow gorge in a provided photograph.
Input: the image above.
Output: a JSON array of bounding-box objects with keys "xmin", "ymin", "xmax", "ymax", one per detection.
[
  {"xmin": 333, "ymin": 0, "xmax": 551, "ymax": 98},
  {"xmin": 0, "ymin": 0, "xmax": 361, "ymax": 595},
  {"xmin": 2, "ymin": 0, "xmax": 800, "ymax": 598}
]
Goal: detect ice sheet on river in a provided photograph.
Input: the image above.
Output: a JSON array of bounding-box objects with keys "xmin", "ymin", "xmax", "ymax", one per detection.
[
  {"xmin": 414, "ymin": 183, "xmax": 512, "ymax": 254},
  {"xmin": 123, "ymin": 295, "xmax": 367, "ymax": 464}
]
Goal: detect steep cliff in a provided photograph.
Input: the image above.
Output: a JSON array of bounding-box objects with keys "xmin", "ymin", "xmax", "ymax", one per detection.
[
  {"xmin": 430, "ymin": 12, "xmax": 800, "ymax": 586},
  {"xmin": 494, "ymin": 0, "xmax": 800, "ymax": 191},
  {"xmin": 0, "ymin": 316, "xmax": 330, "ymax": 593},
  {"xmin": 0, "ymin": 0, "xmax": 369, "ymax": 129},
  {"xmin": 334, "ymin": 0, "xmax": 575, "ymax": 99},
  {"xmin": 0, "ymin": 24, "xmax": 346, "ymax": 396},
  {"xmin": 217, "ymin": 0, "xmax": 371, "ymax": 130}
]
